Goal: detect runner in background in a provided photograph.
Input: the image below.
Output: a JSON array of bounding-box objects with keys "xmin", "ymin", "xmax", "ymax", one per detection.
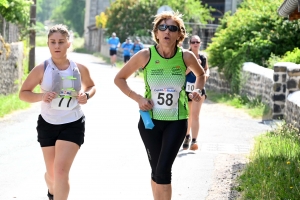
[
  {"xmin": 108, "ymin": 32, "xmax": 120, "ymax": 67},
  {"xmin": 121, "ymin": 38, "xmax": 133, "ymax": 64},
  {"xmin": 182, "ymin": 35, "xmax": 209, "ymax": 151},
  {"xmin": 131, "ymin": 37, "xmax": 144, "ymax": 77}
]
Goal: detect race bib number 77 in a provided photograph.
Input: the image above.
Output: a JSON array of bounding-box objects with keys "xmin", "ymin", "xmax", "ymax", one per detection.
[{"xmin": 152, "ymin": 88, "xmax": 179, "ymax": 109}]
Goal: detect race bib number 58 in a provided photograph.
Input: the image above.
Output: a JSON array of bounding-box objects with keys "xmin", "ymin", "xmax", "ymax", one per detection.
[{"xmin": 152, "ymin": 88, "xmax": 179, "ymax": 109}]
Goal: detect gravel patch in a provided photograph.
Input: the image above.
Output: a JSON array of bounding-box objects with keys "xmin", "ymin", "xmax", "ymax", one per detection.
[{"xmin": 206, "ymin": 154, "xmax": 248, "ymax": 200}]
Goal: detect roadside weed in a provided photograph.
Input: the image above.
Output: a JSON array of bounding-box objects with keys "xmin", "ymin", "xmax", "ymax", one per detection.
[{"xmin": 236, "ymin": 122, "xmax": 300, "ymax": 199}]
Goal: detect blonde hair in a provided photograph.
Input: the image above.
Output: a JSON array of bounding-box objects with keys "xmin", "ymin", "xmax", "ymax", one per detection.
[
  {"xmin": 151, "ymin": 11, "xmax": 187, "ymax": 45},
  {"xmin": 48, "ymin": 24, "xmax": 70, "ymax": 40}
]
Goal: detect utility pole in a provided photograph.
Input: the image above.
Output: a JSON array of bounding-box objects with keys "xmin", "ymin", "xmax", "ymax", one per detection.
[{"xmin": 29, "ymin": 0, "xmax": 36, "ymax": 71}]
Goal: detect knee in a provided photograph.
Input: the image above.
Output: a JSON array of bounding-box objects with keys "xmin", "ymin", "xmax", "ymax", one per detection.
[
  {"xmin": 152, "ymin": 172, "xmax": 172, "ymax": 184},
  {"xmin": 54, "ymin": 168, "xmax": 69, "ymax": 181},
  {"xmin": 191, "ymin": 114, "xmax": 199, "ymax": 122}
]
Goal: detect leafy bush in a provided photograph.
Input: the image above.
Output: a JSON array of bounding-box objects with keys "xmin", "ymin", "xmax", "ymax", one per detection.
[
  {"xmin": 207, "ymin": 0, "xmax": 300, "ymax": 93},
  {"xmin": 281, "ymin": 47, "xmax": 300, "ymax": 64}
]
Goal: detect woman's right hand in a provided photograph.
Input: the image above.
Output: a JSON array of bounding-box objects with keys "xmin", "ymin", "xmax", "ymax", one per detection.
[
  {"xmin": 42, "ymin": 91, "xmax": 57, "ymax": 103},
  {"xmin": 138, "ymin": 97, "xmax": 153, "ymax": 111}
]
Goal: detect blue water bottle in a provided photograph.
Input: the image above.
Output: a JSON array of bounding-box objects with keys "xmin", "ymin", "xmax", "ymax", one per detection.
[{"xmin": 139, "ymin": 110, "xmax": 154, "ymax": 129}]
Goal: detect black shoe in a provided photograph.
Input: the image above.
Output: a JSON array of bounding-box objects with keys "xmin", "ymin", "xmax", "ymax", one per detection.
[
  {"xmin": 47, "ymin": 190, "xmax": 54, "ymax": 200},
  {"xmin": 182, "ymin": 137, "xmax": 191, "ymax": 150}
]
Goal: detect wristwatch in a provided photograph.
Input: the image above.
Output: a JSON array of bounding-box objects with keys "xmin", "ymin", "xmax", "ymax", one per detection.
[
  {"xmin": 85, "ymin": 92, "xmax": 90, "ymax": 100},
  {"xmin": 193, "ymin": 88, "xmax": 206, "ymax": 96},
  {"xmin": 201, "ymin": 88, "xmax": 206, "ymax": 96},
  {"xmin": 193, "ymin": 89, "xmax": 202, "ymax": 96}
]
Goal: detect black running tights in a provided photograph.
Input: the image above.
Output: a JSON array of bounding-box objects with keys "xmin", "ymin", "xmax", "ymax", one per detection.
[{"xmin": 138, "ymin": 117, "xmax": 187, "ymax": 184}]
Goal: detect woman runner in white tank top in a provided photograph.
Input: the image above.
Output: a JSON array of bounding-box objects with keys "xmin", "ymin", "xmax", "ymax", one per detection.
[{"xmin": 19, "ymin": 24, "xmax": 96, "ymax": 200}]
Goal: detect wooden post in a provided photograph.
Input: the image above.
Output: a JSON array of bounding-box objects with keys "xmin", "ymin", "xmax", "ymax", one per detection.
[{"xmin": 29, "ymin": 0, "xmax": 36, "ymax": 71}]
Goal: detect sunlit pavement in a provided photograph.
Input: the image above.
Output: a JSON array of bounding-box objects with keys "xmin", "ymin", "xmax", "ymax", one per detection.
[{"xmin": 0, "ymin": 47, "xmax": 272, "ymax": 199}]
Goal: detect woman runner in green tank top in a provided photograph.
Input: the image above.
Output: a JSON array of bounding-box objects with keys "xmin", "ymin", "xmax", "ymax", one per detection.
[{"xmin": 114, "ymin": 11, "xmax": 206, "ymax": 200}]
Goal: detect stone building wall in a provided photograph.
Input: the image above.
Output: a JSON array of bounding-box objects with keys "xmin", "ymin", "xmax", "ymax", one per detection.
[{"xmin": 0, "ymin": 41, "xmax": 23, "ymax": 95}]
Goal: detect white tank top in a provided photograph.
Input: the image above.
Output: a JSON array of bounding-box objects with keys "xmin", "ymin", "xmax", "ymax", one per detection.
[{"xmin": 40, "ymin": 58, "xmax": 84, "ymax": 124}]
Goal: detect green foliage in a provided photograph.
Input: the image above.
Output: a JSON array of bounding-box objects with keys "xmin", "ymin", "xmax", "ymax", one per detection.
[
  {"xmin": 36, "ymin": 35, "xmax": 47, "ymax": 47},
  {"xmin": 237, "ymin": 122, "xmax": 300, "ymax": 199},
  {"xmin": 50, "ymin": 0, "xmax": 85, "ymax": 36},
  {"xmin": 0, "ymin": 0, "xmax": 32, "ymax": 25},
  {"xmin": 281, "ymin": 47, "xmax": 300, "ymax": 64},
  {"xmin": 266, "ymin": 53, "xmax": 282, "ymax": 69},
  {"xmin": 105, "ymin": 0, "xmax": 213, "ymax": 42},
  {"xmin": 36, "ymin": 0, "xmax": 62, "ymax": 23},
  {"xmin": 207, "ymin": 0, "xmax": 300, "ymax": 93},
  {"xmin": 0, "ymin": 93, "xmax": 31, "ymax": 117},
  {"xmin": 105, "ymin": 0, "xmax": 156, "ymax": 42}
]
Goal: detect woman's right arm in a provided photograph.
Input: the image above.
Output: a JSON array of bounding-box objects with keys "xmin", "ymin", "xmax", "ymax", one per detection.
[
  {"xmin": 19, "ymin": 64, "xmax": 45, "ymax": 103},
  {"xmin": 114, "ymin": 49, "xmax": 153, "ymax": 111}
]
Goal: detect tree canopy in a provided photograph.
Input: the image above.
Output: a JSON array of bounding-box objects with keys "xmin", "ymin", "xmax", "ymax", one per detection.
[
  {"xmin": 0, "ymin": 0, "xmax": 32, "ymax": 25},
  {"xmin": 105, "ymin": 0, "xmax": 213, "ymax": 42},
  {"xmin": 36, "ymin": 0, "xmax": 61, "ymax": 23},
  {"xmin": 51, "ymin": 0, "xmax": 85, "ymax": 36},
  {"xmin": 37, "ymin": 0, "xmax": 84, "ymax": 36}
]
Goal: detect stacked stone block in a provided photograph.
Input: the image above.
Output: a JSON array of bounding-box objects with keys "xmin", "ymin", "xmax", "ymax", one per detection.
[
  {"xmin": 273, "ymin": 63, "xmax": 288, "ymax": 119},
  {"xmin": 286, "ymin": 91, "xmax": 300, "ymax": 131},
  {"xmin": 0, "ymin": 42, "xmax": 23, "ymax": 95}
]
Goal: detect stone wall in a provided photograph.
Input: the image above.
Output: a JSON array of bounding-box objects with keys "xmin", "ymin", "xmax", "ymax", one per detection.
[
  {"xmin": 273, "ymin": 62, "xmax": 300, "ymax": 119},
  {"xmin": 205, "ymin": 67, "xmax": 231, "ymax": 93},
  {"xmin": 205, "ymin": 62, "xmax": 300, "ymax": 130},
  {"xmin": 240, "ymin": 62, "xmax": 274, "ymax": 108},
  {"xmin": 286, "ymin": 91, "xmax": 300, "ymax": 130},
  {"xmin": 0, "ymin": 41, "xmax": 23, "ymax": 95}
]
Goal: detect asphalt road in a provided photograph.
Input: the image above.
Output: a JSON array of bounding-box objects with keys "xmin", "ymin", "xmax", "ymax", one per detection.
[{"xmin": 0, "ymin": 47, "xmax": 272, "ymax": 200}]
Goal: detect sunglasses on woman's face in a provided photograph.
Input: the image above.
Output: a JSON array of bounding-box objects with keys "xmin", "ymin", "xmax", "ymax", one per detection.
[
  {"xmin": 191, "ymin": 41, "xmax": 201, "ymax": 44},
  {"xmin": 158, "ymin": 24, "xmax": 179, "ymax": 32}
]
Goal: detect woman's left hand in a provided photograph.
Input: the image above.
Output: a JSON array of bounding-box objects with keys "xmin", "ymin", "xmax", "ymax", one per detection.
[
  {"xmin": 188, "ymin": 90, "xmax": 202, "ymax": 102},
  {"xmin": 77, "ymin": 92, "xmax": 88, "ymax": 104}
]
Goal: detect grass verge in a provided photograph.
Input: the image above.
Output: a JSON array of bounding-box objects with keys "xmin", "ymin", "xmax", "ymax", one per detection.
[
  {"xmin": 236, "ymin": 122, "xmax": 300, "ymax": 199},
  {"xmin": 0, "ymin": 93, "xmax": 31, "ymax": 117},
  {"xmin": 206, "ymin": 90, "xmax": 271, "ymax": 119}
]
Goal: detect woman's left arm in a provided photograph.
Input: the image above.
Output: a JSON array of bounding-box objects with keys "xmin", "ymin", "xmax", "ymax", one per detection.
[
  {"xmin": 77, "ymin": 63, "xmax": 96, "ymax": 104},
  {"xmin": 204, "ymin": 55, "xmax": 210, "ymax": 80}
]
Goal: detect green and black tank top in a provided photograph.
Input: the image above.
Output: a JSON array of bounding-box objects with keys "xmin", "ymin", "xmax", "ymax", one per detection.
[{"xmin": 143, "ymin": 45, "xmax": 188, "ymax": 121}]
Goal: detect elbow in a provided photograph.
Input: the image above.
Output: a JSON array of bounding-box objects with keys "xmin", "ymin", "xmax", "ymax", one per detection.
[
  {"xmin": 19, "ymin": 91, "xmax": 28, "ymax": 102},
  {"xmin": 19, "ymin": 91, "xmax": 24, "ymax": 101},
  {"xmin": 114, "ymin": 76, "xmax": 118, "ymax": 86}
]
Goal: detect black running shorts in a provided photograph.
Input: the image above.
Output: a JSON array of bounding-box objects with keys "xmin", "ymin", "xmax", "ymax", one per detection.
[
  {"xmin": 36, "ymin": 115, "xmax": 85, "ymax": 147},
  {"xmin": 109, "ymin": 49, "xmax": 117, "ymax": 56},
  {"xmin": 124, "ymin": 55, "xmax": 130, "ymax": 63},
  {"xmin": 186, "ymin": 91, "xmax": 193, "ymax": 102}
]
